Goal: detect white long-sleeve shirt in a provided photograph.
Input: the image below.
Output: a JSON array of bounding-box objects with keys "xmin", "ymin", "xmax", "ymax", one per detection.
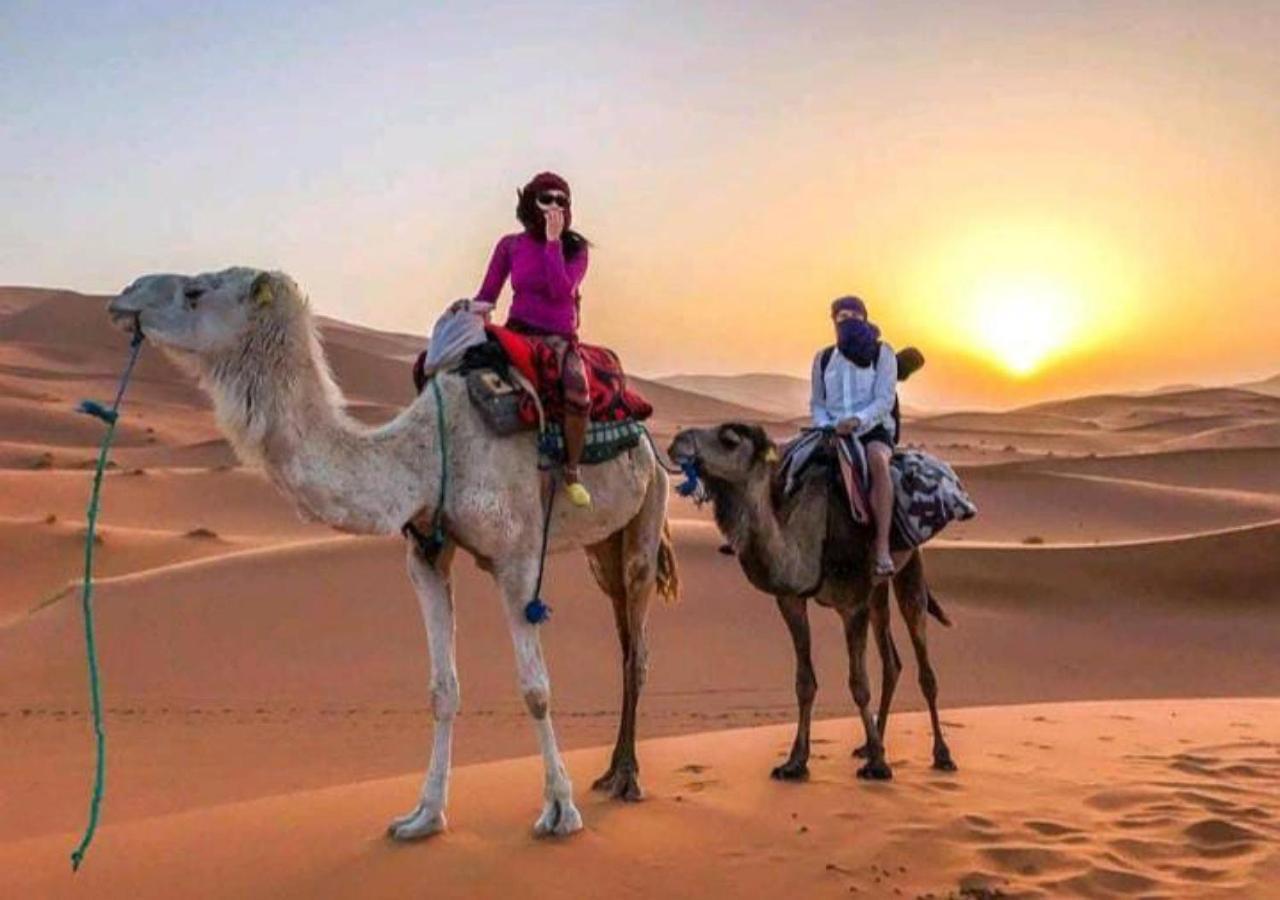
[{"xmin": 810, "ymin": 343, "xmax": 898, "ymax": 437}]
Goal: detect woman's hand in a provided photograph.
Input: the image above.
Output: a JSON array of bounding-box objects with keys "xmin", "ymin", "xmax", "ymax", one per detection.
[{"xmin": 544, "ymin": 208, "xmax": 565, "ymax": 242}]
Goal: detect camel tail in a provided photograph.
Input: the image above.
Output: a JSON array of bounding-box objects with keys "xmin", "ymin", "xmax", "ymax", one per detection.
[
  {"xmin": 926, "ymin": 587, "xmax": 953, "ymax": 627},
  {"xmin": 656, "ymin": 519, "xmax": 681, "ymax": 605}
]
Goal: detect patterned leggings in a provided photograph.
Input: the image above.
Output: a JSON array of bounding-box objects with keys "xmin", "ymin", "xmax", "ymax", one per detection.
[{"xmin": 508, "ymin": 322, "xmax": 591, "ymax": 415}]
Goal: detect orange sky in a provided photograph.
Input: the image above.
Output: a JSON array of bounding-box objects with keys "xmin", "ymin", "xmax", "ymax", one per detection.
[{"xmin": 3, "ymin": 3, "xmax": 1278, "ymax": 409}]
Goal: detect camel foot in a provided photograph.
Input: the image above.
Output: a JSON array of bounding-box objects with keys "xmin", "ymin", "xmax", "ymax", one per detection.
[
  {"xmin": 933, "ymin": 747, "xmax": 958, "ymax": 772},
  {"xmin": 857, "ymin": 760, "xmax": 894, "ymax": 781},
  {"xmin": 770, "ymin": 760, "xmax": 810, "ymax": 781},
  {"xmin": 590, "ymin": 766, "xmax": 616, "ymax": 792},
  {"xmin": 592, "ymin": 765, "xmax": 644, "ymax": 801},
  {"xmin": 533, "ymin": 798, "xmax": 584, "ymax": 838},
  {"xmin": 387, "ymin": 805, "xmax": 446, "ymax": 842}
]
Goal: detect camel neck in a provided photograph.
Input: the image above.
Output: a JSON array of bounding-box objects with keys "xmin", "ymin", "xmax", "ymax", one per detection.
[{"xmin": 206, "ymin": 313, "xmax": 441, "ymax": 535}]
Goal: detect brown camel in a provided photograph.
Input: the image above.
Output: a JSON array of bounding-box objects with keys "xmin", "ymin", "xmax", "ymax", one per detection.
[{"xmin": 668, "ymin": 423, "xmax": 955, "ymax": 781}]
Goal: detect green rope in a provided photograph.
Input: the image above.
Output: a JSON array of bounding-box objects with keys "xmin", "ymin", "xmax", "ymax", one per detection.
[
  {"xmin": 70, "ymin": 328, "xmax": 145, "ymax": 872},
  {"xmin": 429, "ymin": 376, "xmax": 448, "ymax": 545}
]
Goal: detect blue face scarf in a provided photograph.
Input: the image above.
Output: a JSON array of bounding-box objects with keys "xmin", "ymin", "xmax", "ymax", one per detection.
[{"xmin": 836, "ymin": 318, "xmax": 881, "ymax": 367}]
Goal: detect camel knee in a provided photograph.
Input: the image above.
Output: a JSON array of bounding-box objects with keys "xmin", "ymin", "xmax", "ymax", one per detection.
[
  {"xmin": 850, "ymin": 674, "xmax": 871, "ymax": 709},
  {"xmin": 629, "ymin": 642, "xmax": 649, "ymax": 688},
  {"xmin": 522, "ymin": 682, "xmax": 551, "ymax": 719},
  {"xmin": 431, "ymin": 675, "xmax": 460, "ymax": 721},
  {"xmin": 919, "ymin": 667, "xmax": 938, "ymax": 701},
  {"xmin": 523, "ymin": 687, "xmax": 550, "ymax": 720},
  {"xmin": 796, "ymin": 671, "xmax": 817, "ymax": 705},
  {"xmin": 623, "ymin": 557, "xmax": 656, "ymax": 600}
]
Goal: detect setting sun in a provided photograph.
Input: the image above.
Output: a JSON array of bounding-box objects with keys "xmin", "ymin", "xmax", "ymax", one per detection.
[{"xmin": 967, "ymin": 276, "xmax": 1080, "ymax": 376}]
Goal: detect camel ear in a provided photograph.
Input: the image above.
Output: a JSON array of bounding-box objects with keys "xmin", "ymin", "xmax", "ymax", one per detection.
[{"xmin": 250, "ymin": 272, "xmax": 275, "ymax": 309}]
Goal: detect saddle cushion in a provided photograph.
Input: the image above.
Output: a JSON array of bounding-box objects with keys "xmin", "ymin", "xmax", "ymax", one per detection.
[
  {"xmin": 485, "ymin": 325, "xmax": 653, "ymax": 426},
  {"xmin": 412, "ymin": 329, "xmax": 653, "ymax": 427},
  {"xmin": 776, "ymin": 430, "xmax": 977, "ymax": 551}
]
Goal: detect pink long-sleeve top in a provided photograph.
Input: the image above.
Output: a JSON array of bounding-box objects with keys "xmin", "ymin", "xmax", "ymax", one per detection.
[{"xmin": 474, "ymin": 232, "xmax": 589, "ymax": 337}]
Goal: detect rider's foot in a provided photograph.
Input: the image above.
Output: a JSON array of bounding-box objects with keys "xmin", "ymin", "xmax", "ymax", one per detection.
[{"xmin": 564, "ymin": 479, "xmax": 593, "ymax": 508}]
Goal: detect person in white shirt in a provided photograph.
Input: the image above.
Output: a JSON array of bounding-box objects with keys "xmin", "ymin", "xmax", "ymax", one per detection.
[{"xmin": 810, "ymin": 296, "xmax": 899, "ymax": 579}]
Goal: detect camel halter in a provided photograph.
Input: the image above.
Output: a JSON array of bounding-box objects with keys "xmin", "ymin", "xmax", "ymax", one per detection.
[{"xmin": 69, "ymin": 323, "xmax": 146, "ymax": 871}]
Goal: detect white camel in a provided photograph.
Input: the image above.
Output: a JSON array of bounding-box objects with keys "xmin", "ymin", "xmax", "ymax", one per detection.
[{"xmin": 108, "ymin": 267, "xmax": 679, "ymax": 839}]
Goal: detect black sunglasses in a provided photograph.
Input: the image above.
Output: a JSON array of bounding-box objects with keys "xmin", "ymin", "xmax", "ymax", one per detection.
[{"xmin": 536, "ymin": 192, "xmax": 569, "ymax": 208}]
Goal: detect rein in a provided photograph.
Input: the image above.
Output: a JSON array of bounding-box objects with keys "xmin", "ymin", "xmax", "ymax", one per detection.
[
  {"xmin": 402, "ymin": 375, "xmax": 450, "ymax": 561},
  {"xmin": 70, "ymin": 324, "xmax": 145, "ymax": 871}
]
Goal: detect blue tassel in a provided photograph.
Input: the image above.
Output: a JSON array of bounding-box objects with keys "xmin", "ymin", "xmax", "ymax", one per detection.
[
  {"xmin": 675, "ymin": 459, "xmax": 702, "ymax": 497},
  {"xmin": 77, "ymin": 400, "xmax": 117, "ymax": 425},
  {"xmin": 524, "ymin": 598, "xmax": 553, "ymax": 625}
]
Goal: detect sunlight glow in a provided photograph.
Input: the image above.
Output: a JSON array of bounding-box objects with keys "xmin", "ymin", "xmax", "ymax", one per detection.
[
  {"xmin": 967, "ymin": 276, "xmax": 1079, "ymax": 376},
  {"xmin": 897, "ymin": 219, "xmax": 1140, "ymax": 385}
]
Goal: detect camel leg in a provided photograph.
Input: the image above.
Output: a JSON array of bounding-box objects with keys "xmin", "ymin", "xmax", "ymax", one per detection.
[
  {"xmin": 772, "ymin": 594, "xmax": 816, "ymax": 781},
  {"xmin": 853, "ymin": 582, "xmax": 900, "ymax": 759},
  {"xmin": 586, "ymin": 487, "xmax": 660, "ymax": 800},
  {"xmin": 841, "ymin": 601, "xmax": 892, "ymax": 780},
  {"xmin": 896, "ymin": 555, "xmax": 957, "ymax": 772},
  {"xmin": 389, "ymin": 540, "xmax": 458, "ymax": 841},
  {"xmin": 497, "ymin": 558, "xmax": 583, "ymax": 837},
  {"xmin": 585, "ymin": 532, "xmax": 631, "ymax": 793}
]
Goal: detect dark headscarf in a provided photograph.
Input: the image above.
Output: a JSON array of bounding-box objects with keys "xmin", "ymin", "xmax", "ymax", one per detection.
[{"xmin": 831, "ymin": 295, "xmax": 881, "ymax": 367}]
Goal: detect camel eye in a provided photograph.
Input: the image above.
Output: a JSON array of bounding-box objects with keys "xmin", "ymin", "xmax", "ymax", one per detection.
[
  {"xmin": 718, "ymin": 427, "xmax": 743, "ymax": 448},
  {"xmin": 183, "ymin": 286, "xmax": 205, "ymax": 308}
]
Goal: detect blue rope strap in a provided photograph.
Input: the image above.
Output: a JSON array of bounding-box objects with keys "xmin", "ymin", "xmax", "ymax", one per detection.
[
  {"xmin": 70, "ymin": 327, "xmax": 144, "ymax": 872},
  {"xmin": 523, "ymin": 472, "xmax": 558, "ymax": 625}
]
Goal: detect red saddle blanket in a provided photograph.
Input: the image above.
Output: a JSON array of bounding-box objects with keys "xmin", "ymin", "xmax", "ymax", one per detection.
[
  {"xmin": 414, "ymin": 326, "xmax": 653, "ymax": 426},
  {"xmin": 487, "ymin": 325, "xmax": 653, "ymax": 425}
]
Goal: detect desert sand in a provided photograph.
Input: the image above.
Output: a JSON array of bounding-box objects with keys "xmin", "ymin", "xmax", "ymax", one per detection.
[{"xmin": 2, "ymin": 286, "xmax": 1278, "ymax": 897}]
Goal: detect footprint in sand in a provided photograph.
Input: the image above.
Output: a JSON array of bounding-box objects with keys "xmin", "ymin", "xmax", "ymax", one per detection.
[
  {"xmin": 1158, "ymin": 863, "xmax": 1232, "ymax": 884},
  {"xmin": 1023, "ymin": 820, "xmax": 1083, "ymax": 838},
  {"xmin": 1084, "ymin": 787, "xmax": 1169, "ymax": 812},
  {"xmin": 684, "ymin": 779, "xmax": 720, "ymax": 793},
  {"xmin": 677, "ymin": 763, "xmax": 709, "ymax": 775},
  {"xmin": 1183, "ymin": 817, "xmax": 1263, "ymax": 850},
  {"xmin": 1055, "ymin": 865, "xmax": 1161, "ymax": 896},
  {"xmin": 979, "ymin": 845, "xmax": 1082, "ymax": 878},
  {"xmin": 1107, "ymin": 836, "xmax": 1186, "ymax": 863}
]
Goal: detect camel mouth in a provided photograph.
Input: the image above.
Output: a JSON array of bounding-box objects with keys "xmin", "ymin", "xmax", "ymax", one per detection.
[
  {"xmin": 666, "ymin": 433, "xmax": 701, "ymax": 468},
  {"xmin": 106, "ymin": 303, "xmax": 144, "ymax": 336}
]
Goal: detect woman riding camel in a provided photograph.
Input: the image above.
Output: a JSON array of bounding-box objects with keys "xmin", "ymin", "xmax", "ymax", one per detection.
[
  {"xmin": 474, "ymin": 171, "xmax": 594, "ymax": 508},
  {"xmin": 810, "ymin": 295, "xmax": 899, "ymax": 579}
]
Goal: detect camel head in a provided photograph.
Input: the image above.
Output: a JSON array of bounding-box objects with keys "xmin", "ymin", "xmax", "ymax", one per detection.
[
  {"xmin": 108, "ymin": 267, "xmax": 343, "ymax": 465},
  {"xmin": 108, "ymin": 267, "xmax": 298, "ymax": 360},
  {"xmin": 669, "ymin": 423, "xmax": 779, "ymax": 488}
]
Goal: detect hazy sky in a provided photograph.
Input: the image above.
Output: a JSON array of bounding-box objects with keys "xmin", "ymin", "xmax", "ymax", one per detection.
[{"xmin": 3, "ymin": 1, "xmax": 1277, "ymax": 407}]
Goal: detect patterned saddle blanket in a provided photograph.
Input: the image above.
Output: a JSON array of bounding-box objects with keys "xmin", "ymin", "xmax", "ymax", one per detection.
[
  {"xmin": 412, "ymin": 326, "xmax": 652, "ymax": 467},
  {"xmin": 777, "ymin": 430, "xmax": 977, "ymax": 550}
]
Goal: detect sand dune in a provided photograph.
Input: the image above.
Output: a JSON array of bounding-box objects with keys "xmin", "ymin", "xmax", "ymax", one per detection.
[
  {"xmin": 3, "ymin": 700, "xmax": 1276, "ymax": 899},
  {"xmin": 1241, "ymin": 373, "xmax": 1280, "ymax": 397},
  {"xmin": 0, "ymin": 517, "xmax": 250, "ymax": 626},
  {"xmin": 657, "ymin": 372, "xmax": 812, "ymax": 419},
  {"xmin": 949, "ymin": 451, "xmax": 1280, "ymax": 543},
  {"xmin": 4, "ymin": 520, "xmax": 1278, "ymax": 846},
  {"xmin": 0, "ymin": 468, "xmax": 328, "ymax": 538}
]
